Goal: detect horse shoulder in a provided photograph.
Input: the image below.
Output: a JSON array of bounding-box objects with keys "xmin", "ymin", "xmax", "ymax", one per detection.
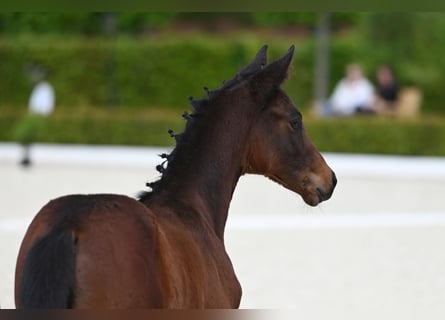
[{"xmin": 148, "ymin": 208, "xmax": 241, "ymax": 308}]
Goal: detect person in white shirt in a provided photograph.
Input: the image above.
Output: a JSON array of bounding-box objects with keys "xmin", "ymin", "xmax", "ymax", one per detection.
[
  {"xmin": 17, "ymin": 65, "xmax": 56, "ymax": 167},
  {"xmin": 28, "ymin": 80, "xmax": 55, "ymax": 116},
  {"xmin": 327, "ymin": 63, "xmax": 375, "ymax": 116}
]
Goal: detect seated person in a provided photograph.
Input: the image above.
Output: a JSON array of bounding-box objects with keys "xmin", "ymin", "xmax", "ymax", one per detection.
[
  {"xmin": 373, "ymin": 64, "xmax": 399, "ymax": 113},
  {"xmin": 325, "ymin": 63, "xmax": 375, "ymax": 117}
]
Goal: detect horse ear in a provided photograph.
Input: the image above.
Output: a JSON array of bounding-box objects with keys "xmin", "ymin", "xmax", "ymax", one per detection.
[
  {"xmin": 240, "ymin": 44, "xmax": 268, "ymax": 76},
  {"xmin": 222, "ymin": 45, "xmax": 268, "ymax": 89},
  {"xmin": 252, "ymin": 45, "xmax": 295, "ymax": 91}
]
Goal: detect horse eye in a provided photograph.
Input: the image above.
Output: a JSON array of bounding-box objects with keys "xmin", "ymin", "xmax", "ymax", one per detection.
[{"xmin": 290, "ymin": 118, "xmax": 300, "ymax": 130}]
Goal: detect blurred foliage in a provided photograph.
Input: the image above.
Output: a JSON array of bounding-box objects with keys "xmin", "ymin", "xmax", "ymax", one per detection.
[
  {"xmin": 248, "ymin": 13, "xmax": 318, "ymax": 26},
  {"xmin": 0, "ymin": 13, "xmax": 103, "ymax": 35},
  {"xmin": 356, "ymin": 13, "xmax": 445, "ymax": 113},
  {"xmin": 304, "ymin": 115, "xmax": 445, "ymax": 156},
  {"xmin": 0, "ymin": 13, "xmax": 177, "ymax": 35},
  {"xmin": 3, "ymin": 108, "xmax": 445, "ymax": 156},
  {"xmin": 0, "ymin": 12, "xmax": 444, "ymax": 113},
  {"xmin": 0, "ymin": 13, "xmax": 356, "ymax": 35},
  {"xmin": 0, "ymin": 36, "xmax": 310, "ymax": 108},
  {"xmin": 0, "ymin": 107, "xmax": 184, "ymax": 146},
  {"xmin": 1, "ymin": 12, "xmax": 445, "ymax": 156}
]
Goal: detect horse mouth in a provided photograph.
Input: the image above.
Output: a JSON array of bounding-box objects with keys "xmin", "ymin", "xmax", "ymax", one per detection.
[
  {"xmin": 302, "ymin": 193, "xmax": 322, "ymax": 207},
  {"xmin": 302, "ymin": 188, "xmax": 330, "ymax": 207}
]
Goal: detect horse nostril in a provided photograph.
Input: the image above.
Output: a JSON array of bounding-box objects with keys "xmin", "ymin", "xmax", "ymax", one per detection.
[
  {"xmin": 331, "ymin": 171, "xmax": 337, "ymax": 189},
  {"xmin": 316, "ymin": 188, "xmax": 327, "ymax": 202}
]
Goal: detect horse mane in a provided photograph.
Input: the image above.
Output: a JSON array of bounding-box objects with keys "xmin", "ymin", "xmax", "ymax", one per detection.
[{"xmin": 138, "ymin": 45, "xmax": 269, "ymax": 202}]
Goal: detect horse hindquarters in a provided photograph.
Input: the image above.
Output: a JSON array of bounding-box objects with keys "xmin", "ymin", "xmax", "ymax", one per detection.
[
  {"xmin": 17, "ymin": 229, "xmax": 76, "ymax": 308},
  {"xmin": 16, "ymin": 194, "xmax": 166, "ymax": 308}
]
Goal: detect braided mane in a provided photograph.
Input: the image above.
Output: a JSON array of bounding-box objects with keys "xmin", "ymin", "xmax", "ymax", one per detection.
[{"xmin": 138, "ymin": 45, "xmax": 268, "ymax": 202}]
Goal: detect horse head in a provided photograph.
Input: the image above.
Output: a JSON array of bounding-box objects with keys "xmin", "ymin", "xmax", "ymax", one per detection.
[{"xmin": 243, "ymin": 45, "xmax": 337, "ymax": 206}]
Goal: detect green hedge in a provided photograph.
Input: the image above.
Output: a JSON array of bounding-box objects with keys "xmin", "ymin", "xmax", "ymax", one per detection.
[
  {"xmin": 1, "ymin": 33, "xmax": 444, "ymax": 113},
  {"xmin": 304, "ymin": 116, "xmax": 445, "ymax": 156},
  {"xmin": 1, "ymin": 32, "xmax": 445, "ymax": 158},
  {"xmin": 0, "ymin": 13, "xmax": 358, "ymax": 36},
  {"xmin": 1, "ymin": 108, "xmax": 184, "ymax": 146},
  {"xmin": 0, "ymin": 36, "xmax": 302, "ymax": 108},
  {"xmin": 3, "ymin": 108, "xmax": 445, "ymax": 156}
]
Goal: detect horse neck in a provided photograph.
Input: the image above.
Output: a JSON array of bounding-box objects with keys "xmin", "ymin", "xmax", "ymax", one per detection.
[{"xmin": 148, "ymin": 92, "xmax": 255, "ymax": 239}]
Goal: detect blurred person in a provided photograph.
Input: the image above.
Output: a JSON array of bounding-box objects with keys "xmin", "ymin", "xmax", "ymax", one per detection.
[
  {"xmin": 28, "ymin": 78, "xmax": 55, "ymax": 116},
  {"xmin": 15, "ymin": 64, "xmax": 55, "ymax": 167},
  {"xmin": 322, "ymin": 63, "xmax": 375, "ymax": 117},
  {"xmin": 373, "ymin": 64, "xmax": 399, "ymax": 114}
]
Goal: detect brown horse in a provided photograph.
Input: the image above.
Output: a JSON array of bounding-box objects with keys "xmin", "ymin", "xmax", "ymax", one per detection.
[{"xmin": 15, "ymin": 45, "xmax": 336, "ymax": 309}]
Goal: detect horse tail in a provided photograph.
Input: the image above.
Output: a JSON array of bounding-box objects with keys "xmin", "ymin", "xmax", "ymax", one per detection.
[{"xmin": 18, "ymin": 229, "xmax": 77, "ymax": 309}]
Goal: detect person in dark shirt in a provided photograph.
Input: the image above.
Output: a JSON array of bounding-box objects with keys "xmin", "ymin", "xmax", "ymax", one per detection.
[{"xmin": 374, "ymin": 64, "xmax": 399, "ymax": 113}]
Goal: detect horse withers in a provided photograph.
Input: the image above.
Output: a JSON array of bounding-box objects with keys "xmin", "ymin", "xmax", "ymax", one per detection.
[{"xmin": 15, "ymin": 45, "xmax": 336, "ymax": 308}]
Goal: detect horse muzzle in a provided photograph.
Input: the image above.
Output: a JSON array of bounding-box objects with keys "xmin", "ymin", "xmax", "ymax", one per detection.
[{"xmin": 302, "ymin": 170, "xmax": 337, "ymax": 207}]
